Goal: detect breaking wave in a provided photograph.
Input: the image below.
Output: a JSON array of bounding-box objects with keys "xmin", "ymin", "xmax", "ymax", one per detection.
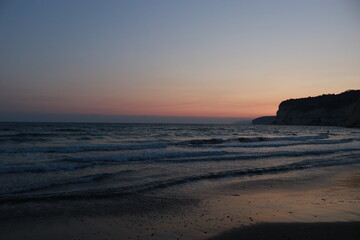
[{"xmin": 2, "ymin": 152, "xmax": 359, "ymax": 202}]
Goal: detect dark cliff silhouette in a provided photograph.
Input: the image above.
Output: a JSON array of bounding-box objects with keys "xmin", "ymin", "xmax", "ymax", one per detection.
[
  {"xmin": 273, "ymin": 90, "xmax": 360, "ymax": 127},
  {"xmin": 251, "ymin": 116, "xmax": 276, "ymax": 125}
]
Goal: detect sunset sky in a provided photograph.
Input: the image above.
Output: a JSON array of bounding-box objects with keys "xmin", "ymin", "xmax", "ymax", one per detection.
[{"xmin": 1, "ymin": 0, "xmax": 359, "ymax": 123}]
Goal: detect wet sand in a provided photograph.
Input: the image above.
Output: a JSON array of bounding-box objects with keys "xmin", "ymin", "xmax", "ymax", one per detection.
[
  {"xmin": 1, "ymin": 165, "xmax": 359, "ymax": 240},
  {"xmin": 208, "ymin": 222, "xmax": 360, "ymax": 240}
]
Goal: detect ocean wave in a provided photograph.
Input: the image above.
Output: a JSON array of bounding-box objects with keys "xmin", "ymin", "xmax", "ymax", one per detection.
[
  {"xmin": 0, "ymin": 171, "xmax": 133, "ymax": 195},
  {"xmin": 2, "ymin": 152, "xmax": 359, "ymax": 202},
  {"xmin": 54, "ymin": 128, "xmax": 87, "ymax": 132},
  {"xmin": 129, "ymin": 153, "xmax": 360, "ymax": 193},
  {"xmin": 0, "ymin": 142, "xmax": 168, "ymax": 153},
  {"xmin": 0, "ymin": 133, "xmax": 57, "ymax": 138},
  {"xmin": 0, "ymin": 162, "xmax": 94, "ymax": 174},
  {"xmin": 199, "ymin": 138, "xmax": 357, "ymax": 149},
  {"xmin": 183, "ymin": 138, "xmax": 226, "ymax": 145},
  {"xmin": 177, "ymin": 134, "xmax": 330, "ymax": 146},
  {"xmin": 64, "ymin": 147, "xmax": 360, "ymax": 165},
  {"xmin": 0, "ymin": 134, "xmax": 338, "ymax": 153},
  {"xmin": 256, "ymin": 135, "xmax": 330, "ymax": 142},
  {"xmin": 152, "ymin": 147, "xmax": 360, "ymax": 163},
  {"xmin": 69, "ymin": 150, "xmax": 231, "ymax": 163},
  {"xmin": 3, "ymin": 147, "xmax": 356, "ymax": 175}
]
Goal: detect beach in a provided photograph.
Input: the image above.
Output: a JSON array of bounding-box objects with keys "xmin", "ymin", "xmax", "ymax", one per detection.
[
  {"xmin": 2, "ymin": 1, "xmax": 360, "ymax": 238},
  {"xmin": 0, "ymin": 123, "xmax": 359, "ymax": 239},
  {"xmin": 1, "ymin": 164, "xmax": 359, "ymax": 240}
]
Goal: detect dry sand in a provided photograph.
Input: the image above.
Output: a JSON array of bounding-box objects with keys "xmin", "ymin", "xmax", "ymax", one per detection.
[{"xmin": 0, "ymin": 165, "xmax": 359, "ymax": 240}]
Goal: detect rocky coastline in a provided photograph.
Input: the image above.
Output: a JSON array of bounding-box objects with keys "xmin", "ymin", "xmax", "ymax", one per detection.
[{"xmin": 252, "ymin": 90, "xmax": 360, "ymax": 127}]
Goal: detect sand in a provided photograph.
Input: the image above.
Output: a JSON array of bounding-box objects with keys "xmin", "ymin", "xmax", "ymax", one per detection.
[
  {"xmin": 208, "ymin": 222, "xmax": 360, "ymax": 240},
  {"xmin": 0, "ymin": 165, "xmax": 359, "ymax": 240}
]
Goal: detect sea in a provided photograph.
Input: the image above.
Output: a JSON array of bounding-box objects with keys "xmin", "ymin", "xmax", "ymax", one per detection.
[{"xmin": 1, "ymin": 122, "xmax": 360, "ymax": 202}]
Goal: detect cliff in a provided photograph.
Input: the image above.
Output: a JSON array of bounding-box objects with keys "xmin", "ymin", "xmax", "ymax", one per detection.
[
  {"xmin": 252, "ymin": 116, "xmax": 276, "ymax": 125},
  {"xmin": 274, "ymin": 90, "xmax": 360, "ymax": 128}
]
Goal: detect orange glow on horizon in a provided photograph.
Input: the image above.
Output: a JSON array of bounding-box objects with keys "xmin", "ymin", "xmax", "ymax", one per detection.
[{"xmin": 31, "ymin": 97, "xmax": 280, "ymax": 119}]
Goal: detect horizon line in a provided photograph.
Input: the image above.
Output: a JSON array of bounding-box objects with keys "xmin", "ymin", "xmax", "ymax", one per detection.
[{"xmin": 0, "ymin": 112, "xmax": 255, "ymax": 124}]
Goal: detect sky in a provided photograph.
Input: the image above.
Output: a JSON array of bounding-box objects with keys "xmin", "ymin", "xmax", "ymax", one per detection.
[{"xmin": 0, "ymin": 0, "xmax": 359, "ymax": 123}]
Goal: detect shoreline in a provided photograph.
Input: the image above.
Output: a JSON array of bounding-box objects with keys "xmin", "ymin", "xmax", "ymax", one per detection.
[{"xmin": 1, "ymin": 164, "xmax": 359, "ymax": 240}]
